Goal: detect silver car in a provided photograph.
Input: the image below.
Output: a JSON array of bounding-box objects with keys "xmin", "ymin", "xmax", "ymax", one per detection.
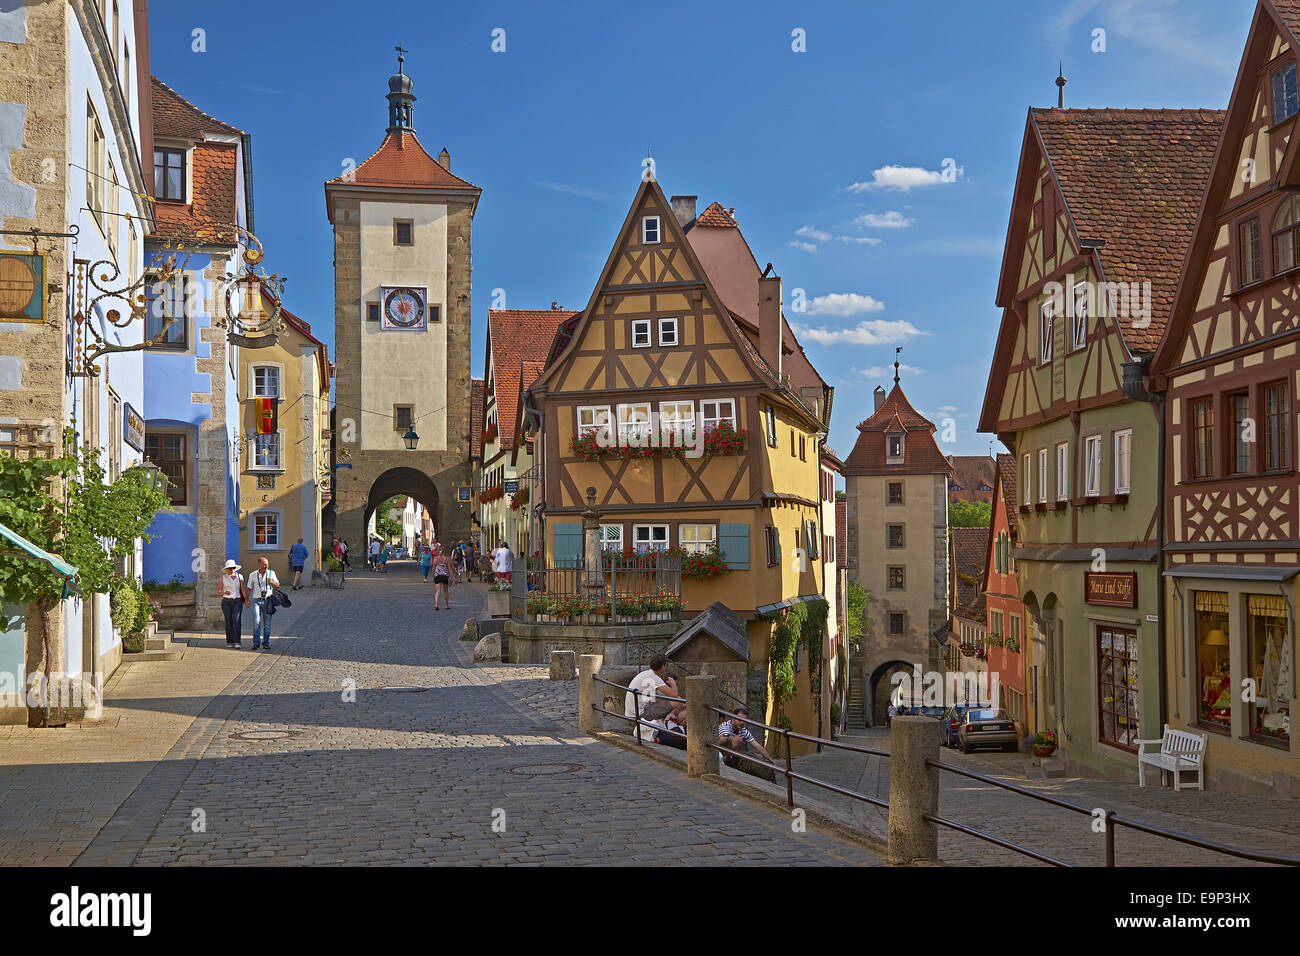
[{"xmin": 957, "ymin": 707, "xmax": 1018, "ymax": 754}]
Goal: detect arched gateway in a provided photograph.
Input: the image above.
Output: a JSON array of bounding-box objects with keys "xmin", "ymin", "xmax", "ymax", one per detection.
[{"xmin": 325, "ymin": 54, "xmax": 479, "ymax": 549}]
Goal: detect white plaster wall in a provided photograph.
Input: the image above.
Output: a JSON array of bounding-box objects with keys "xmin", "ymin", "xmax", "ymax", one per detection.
[{"xmin": 359, "ymin": 199, "xmax": 448, "ymax": 452}]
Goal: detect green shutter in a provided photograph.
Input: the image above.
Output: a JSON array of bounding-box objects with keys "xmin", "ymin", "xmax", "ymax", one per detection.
[
  {"xmin": 553, "ymin": 522, "xmax": 582, "ymax": 566},
  {"xmin": 719, "ymin": 522, "xmax": 750, "ymax": 570}
]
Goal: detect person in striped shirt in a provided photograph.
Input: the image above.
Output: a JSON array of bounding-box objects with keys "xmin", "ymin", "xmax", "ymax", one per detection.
[{"xmin": 718, "ymin": 706, "xmax": 773, "ymax": 765}]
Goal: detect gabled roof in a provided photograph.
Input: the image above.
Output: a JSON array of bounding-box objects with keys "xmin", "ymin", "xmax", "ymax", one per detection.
[
  {"xmin": 695, "ymin": 201, "xmax": 738, "ymax": 228},
  {"xmin": 470, "ymin": 378, "xmax": 485, "ymax": 459},
  {"xmin": 844, "ymin": 383, "xmax": 951, "ymax": 475},
  {"xmin": 151, "ymin": 76, "xmax": 243, "ymax": 139},
  {"xmin": 664, "ymin": 602, "xmax": 749, "ymax": 661},
  {"xmin": 325, "ymin": 131, "xmax": 479, "ymax": 192},
  {"xmin": 948, "ymin": 455, "xmax": 996, "ymax": 502},
  {"xmin": 951, "ymin": 527, "xmax": 990, "ymax": 620},
  {"xmin": 1024, "ymin": 108, "xmax": 1223, "ymax": 354},
  {"xmin": 995, "ymin": 453, "xmax": 1018, "ymax": 543},
  {"xmin": 487, "ymin": 310, "xmax": 578, "ymax": 452}
]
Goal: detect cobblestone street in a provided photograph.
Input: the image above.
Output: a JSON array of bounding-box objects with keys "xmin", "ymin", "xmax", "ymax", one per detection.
[{"xmin": 0, "ymin": 562, "xmax": 878, "ymax": 866}]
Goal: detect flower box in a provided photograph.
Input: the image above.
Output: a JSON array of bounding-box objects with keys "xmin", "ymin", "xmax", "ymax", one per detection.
[{"xmin": 487, "ymin": 590, "xmax": 510, "ymax": 617}]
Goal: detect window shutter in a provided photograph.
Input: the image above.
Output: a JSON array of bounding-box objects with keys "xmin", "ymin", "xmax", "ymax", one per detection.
[
  {"xmin": 553, "ymin": 522, "xmax": 582, "ymax": 566},
  {"xmin": 772, "ymin": 526, "xmax": 781, "ymax": 566},
  {"xmin": 719, "ymin": 522, "xmax": 750, "ymax": 570}
]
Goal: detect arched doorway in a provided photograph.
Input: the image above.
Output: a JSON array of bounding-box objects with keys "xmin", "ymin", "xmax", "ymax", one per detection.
[
  {"xmin": 870, "ymin": 659, "xmax": 915, "ymax": 726},
  {"xmin": 363, "ymin": 467, "xmax": 440, "ymax": 553}
]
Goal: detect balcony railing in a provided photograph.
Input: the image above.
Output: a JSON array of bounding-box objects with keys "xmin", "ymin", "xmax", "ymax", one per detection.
[{"xmin": 513, "ymin": 552, "xmax": 683, "ymax": 625}]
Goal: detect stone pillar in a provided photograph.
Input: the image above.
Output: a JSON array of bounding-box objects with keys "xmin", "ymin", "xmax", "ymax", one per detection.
[
  {"xmin": 580, "ymin": 486, "xmax": 605, "ymax": 607},
  {"xmin": 549, "ymin": 650, "xmax": 575, "ymax": 681},
  {"xmin": 578, "ymin": 653, "xmax": 604, "ymax": 734},
  {"xmin": 686, "ymin": 674, "xmax": 718, "ymax": 777},
  {"xmin": 887, "ymin": 715, "xmax": 940, "ymax": 865}
]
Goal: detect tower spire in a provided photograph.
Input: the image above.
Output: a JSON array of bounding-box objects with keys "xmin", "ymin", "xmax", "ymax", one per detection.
[
  {"xmin": 1056, "ymin": 61, "xmax": 1067, "ymax": 109},
  {"xmin": 894, "ymin": 346, "xmax": 901, "ymax": 387},
  {"xmin": 386, "ymin": 45, "xmax": 417, "ymax": 135}
]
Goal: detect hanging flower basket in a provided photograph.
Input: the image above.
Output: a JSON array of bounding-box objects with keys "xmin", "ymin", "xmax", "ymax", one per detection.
[{"xmin": 479, "ymin": 484, "xmax": 504, "ymax": 504}]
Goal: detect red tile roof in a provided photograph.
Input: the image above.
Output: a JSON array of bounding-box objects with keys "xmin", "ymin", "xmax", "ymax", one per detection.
[
  {"xmin": 951, "ymin": 527, "xmax": 990, "ymax": 620},
  {"xmin": 996, "ymin": 453, "xmax": 1018, "ymax": 542},
  {"xmin": 149, "ymin": 77, "xmax": 242, "ymax": 240},
  {"xmin": 325, "ymin": 131, "xmax": 480, "ymax": 191},
  {"xmin": 947, "ymin": 455, "xmax": 996, "ymax": 504},
  {"xmin": 488, "ymin": 310, "xmax": 579, "ymax": 452},
  {"xmin": 151, "ymin": 76, "xmax": 242, "ymax": 139},
  {"xmin": 695, "ymin": 201, "xmax": 738, "ymax": 228},
  {"xmin": 843, "ymin": 384, "xmax": 952, "ymax": 475},
  {"xmin": 470, "ymin": 377, "xmax": 485, "ymax": 459},
  {"xmin": 1030, "ymin": 108, "xmax": 1223, "ymax": 353}
]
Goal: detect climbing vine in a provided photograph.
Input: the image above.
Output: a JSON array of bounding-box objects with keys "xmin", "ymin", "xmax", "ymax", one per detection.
[{"xmin": 764, "ymin": 598, "xmax": 830, "ymax": 722}]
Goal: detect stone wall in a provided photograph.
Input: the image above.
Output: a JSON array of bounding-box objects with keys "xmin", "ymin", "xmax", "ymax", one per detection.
[{"xmin": 504, "ymin": 620, "xmax": 677, "ymax": 667}]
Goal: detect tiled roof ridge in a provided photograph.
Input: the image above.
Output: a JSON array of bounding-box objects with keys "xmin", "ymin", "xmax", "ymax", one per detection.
[
  {"xmin": 324, "ymin": 130, "xmax": 479, "ymax": 190},
  {"xmin": 151, "ymin": 75, "xmax": 243, "ymax": 136}
]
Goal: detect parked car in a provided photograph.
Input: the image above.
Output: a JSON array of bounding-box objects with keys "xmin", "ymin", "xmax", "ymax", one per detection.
[
  {"xmin": 940, "ymin": 704, "xmax": 983, "ymax": 748},
  {"xmin": 956, "ymin": 707, "xmax": 1019, "ymax": 754}
]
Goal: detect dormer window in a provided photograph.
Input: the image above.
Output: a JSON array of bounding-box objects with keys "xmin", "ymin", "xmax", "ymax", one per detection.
[
  {"xmin": 1274, "ymin": 61, "xmax": 1299, "ymax": 124},
  {"xmin": 887, "ymin": 435, "xmax": 904, "ymax": 463},
  {"xmin": 154, "ymin": 147, "xmax": 186, "ymax": 202},
  {"xmin": 642, "ymin": 216, "xmax": 661, "ymax": 244}
]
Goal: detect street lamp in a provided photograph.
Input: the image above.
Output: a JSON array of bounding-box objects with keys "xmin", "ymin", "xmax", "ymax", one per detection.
[
  {"xmin": 402, "ymin": 426, "xmax": 419, "ymax": 450},
  {"xmin": 133, "ymin": 459, "xmax": 167, "ymax": 495}
]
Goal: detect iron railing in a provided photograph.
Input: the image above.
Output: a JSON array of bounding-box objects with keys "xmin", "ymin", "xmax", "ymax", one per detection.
[{"xmin": 513, "ymin": 552, "xmax": 682, "ymax": 625}]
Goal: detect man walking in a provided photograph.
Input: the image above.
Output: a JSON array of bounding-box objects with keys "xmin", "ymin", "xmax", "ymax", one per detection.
[
  {"xmin": 288, "ymin": 538, "xmax": 308, "ymax": 591},
  {"xmin": 493, "ymin": 541, "xmax": 514, "ymax": 583},
  {"xmin": 246, "ymin": 556, "xmax": 280, "ymax": 651},
  {"xmin": 369, "ymin": 538, "xmax": 380, "ymax": 572}
]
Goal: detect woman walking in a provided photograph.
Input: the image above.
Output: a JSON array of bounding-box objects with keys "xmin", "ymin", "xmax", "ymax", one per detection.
[
  {"xmin": 419, "ymin": 544, "xmax": 432, "ymax": 583},
  {"xmin": 432, "ymin": 544, "xmax": 452, "ymax": 610},
  {"xmin": 215, "ymin": 559, "xmax": 249, "ymax": 649}
]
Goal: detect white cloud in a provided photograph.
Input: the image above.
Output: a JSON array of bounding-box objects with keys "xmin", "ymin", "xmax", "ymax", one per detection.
[
  {"xmin": 787, "ymin": 240, "xmax": 819, "ymax": 254},
  {"xmin": 839, "ymin": 235, "xmax": 882, "ymax": 245},
  {"xmin": 936, "ymin": 404, "xmax": 959, "ymax": 414},
  {"xmin": 796, "ymin": 318, "xmax": 926, "ymax": 346},
  {"xmin": 534, "ymin": 180, "xmax": 611, "ymax": 201},
  {"xmin": 803, "ymin": 292, "xmax": 886, "ymax": 316},
  {"xmin": 1050, "ymin": 0, "xmax": 1230, "ymax": 70},
  {"xmin": 856, "ymin": 363, "xmax": 923, "ymax": 379},
  {"xmin": 848, "ymin": 164, "xmax": 962, "ymax": 192},
  {"xmin": 853, "ymin": 211, "xmax": 913, "ymax": 229},
  {"xmin": 795, "ymin": 224, "xmax": 832, "ymax": 242}
]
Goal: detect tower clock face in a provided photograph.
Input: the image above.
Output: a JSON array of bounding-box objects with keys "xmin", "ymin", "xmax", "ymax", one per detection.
[{"xmin": 381, "ymin": 286, "xmax": 426, "ymax": 330}]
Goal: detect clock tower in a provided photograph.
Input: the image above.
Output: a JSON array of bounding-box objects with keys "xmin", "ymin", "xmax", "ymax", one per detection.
[{"xmin": 325, "ymin": 52, "xmax": 480, "ymax": 548}]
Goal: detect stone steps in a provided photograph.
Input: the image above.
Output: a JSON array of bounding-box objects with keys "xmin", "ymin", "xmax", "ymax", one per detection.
[{"xmin": 124, "ymin": 631, "xmax": 185, "ymax": 663}]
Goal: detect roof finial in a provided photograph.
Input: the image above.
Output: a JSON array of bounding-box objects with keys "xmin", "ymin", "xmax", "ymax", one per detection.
[
  {"xmin": 894, "ymin": 346, "xmax": 901, "ymax": 387},
  {"xmin": 396, "ymin": 45, "xmax": 407, "ymax": 73},
  {"xmin": 1056, "ymin": 61, "xmax": 1067, "ymax": 109},
  {"xmin": 386, "ymin": 46, "xmax": 417, "ymax": 135}
]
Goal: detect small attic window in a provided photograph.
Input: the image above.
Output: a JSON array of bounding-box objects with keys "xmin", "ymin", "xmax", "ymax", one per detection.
[
  {"xmin": 642, "ymin": 216, "xmax": 661, "ymax": 244},
  {"xmin": 887, "ymin": 435, "xmax": 904, "ymax": 462},
  {"xmin": 1274, "ymin": 61, "xmax": 1299, "ymax": 124}
]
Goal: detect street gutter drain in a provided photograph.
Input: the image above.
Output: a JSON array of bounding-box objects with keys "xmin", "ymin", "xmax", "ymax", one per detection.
[
  {"xmin": 379, "ymin": 686, "xmax": 433, "ymax": 693},
  {"xmin": 506, "ymin": 763, "xmax": 582, "ymax": 777},
  {"xmin": 230, "ymin": 730, "xmax": 302, "ymax": 741}
]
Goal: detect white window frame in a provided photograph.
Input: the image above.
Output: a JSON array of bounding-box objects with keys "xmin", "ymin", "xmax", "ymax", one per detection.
[
  {"xmin": 1037, "ymin": 448, "xmax": 1048, "ymax": 503},
  {"xmin": 679, "ymin": 524, "xmax": 717, "ymax": 554},
  {"xmin": 617, "ymin": 402, "xmax": 652, "ymax": 445},
  {"xmin": 1055, "ymin": 441, "xmax": 1069, "ymax": 501},
  {"xmin": 1114, "ymin": 428, "xmax": 1132, "ymax": 495},
  {"xmin": 658, "ymin": 317, "xmax": 678, "ymax": 346},
  {"xmin": 633, "ymin": 524, "xmax": 669, "ymax": 552},
  {"xmin": 887, "ymin": 435, "xmax": 904, "ymax": 462},
  {"xmin": 642, "ymin": 215, "xmax": 661, "ymax": 244},
  {"xmin": 599, "ymin": 523, "xmax": 623, "ymax": 551},
  {"xmin": 251, "ymin": 363, "xmax": 282, "ymax": 400},
  {"xmin": 658, "ymin": 400, "xmax": 694, "ymax": 444},
  {"xmin": 250, "ymin": 510, "xmax": 282, "ymax": 550},
  {"xmin": 1084, "ymin": 434, "xmax": 1102, "ymax": 497},
  {"xmin": 1021, "ymin": 452, "xmax": 1032, "ymax": 505},
  {"xmin": 765, "ymin": 405, "xmax": 778, "ymax": 447},
  {"xmin": 700, "ymin": 398, "xmax": 736, "ymax": 432},
  {"xmin": 631, "ymin": 319, "xmax": 652, "ymax": 348},
  {"xmin": 576, "ymin": 405, "xmax": 611, "ymax": 438},
  {"xmin": 251, "ymin": 431, "xmax": 284, "ymax": 472},
  {"xmin": 1039, "ymin": 299, "xmax": 1055, "ymax": 365},
  {"xmin": 1070, "ymin": 281, "xmax": 1089, "ymax": 352}
]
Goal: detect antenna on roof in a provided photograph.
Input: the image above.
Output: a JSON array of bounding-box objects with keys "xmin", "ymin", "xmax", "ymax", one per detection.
[
  {"xmin": 1056, "ymin": 61, "xmax": 1067, "ymax": 109},
  {"xmin": 761, "ymin": 262, "xmax": 775, "ymax": 277}
]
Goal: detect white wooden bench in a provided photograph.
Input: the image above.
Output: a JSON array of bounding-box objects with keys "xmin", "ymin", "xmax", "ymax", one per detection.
[{"xmin": 1136, "ymin": 724, "xmax": 1207, "ymax": 792}]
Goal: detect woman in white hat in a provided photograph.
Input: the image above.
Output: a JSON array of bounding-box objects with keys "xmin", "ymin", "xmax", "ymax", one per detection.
[{"xmin": 215, "ymin": 559, "xmax": 250, "ymax": 649}]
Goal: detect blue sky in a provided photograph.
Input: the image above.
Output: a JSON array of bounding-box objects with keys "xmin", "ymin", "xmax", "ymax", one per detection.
[{"xmin": 148, "ymin": 0, "xmax": 1255, "ymax": 460}]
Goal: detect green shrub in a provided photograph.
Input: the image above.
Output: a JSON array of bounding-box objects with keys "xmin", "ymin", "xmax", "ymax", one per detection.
[{"xmin": 109, "ymin": 576, "xmax": 141, "ymax": 635}]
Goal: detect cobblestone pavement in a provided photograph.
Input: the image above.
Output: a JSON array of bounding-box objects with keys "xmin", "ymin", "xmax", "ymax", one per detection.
[
  {"xmin": 0, "ymin": 562, "xmax": 879, "ymax": 866},
  {"xmin": 790, "ymin": 728, "xmax": 1300, "ymax": 866}
]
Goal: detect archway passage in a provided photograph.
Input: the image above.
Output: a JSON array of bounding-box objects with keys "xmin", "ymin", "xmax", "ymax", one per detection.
[
  {"xmin": 362, "ymin": 467, "xmax": 440, "ymax": 552},
  {"xmin": 870, "ymin": 659, "xmax": 915, "ymax": 726}
]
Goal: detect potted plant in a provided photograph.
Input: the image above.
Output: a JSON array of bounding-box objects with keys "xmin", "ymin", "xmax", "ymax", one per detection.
[
  {"xmin": 614, "ymin": 595, "xmax": 644, "ymax": 621},
  {"xmin": 325, "ymin": 555, "xmax": 345, "ymax": 589},
  {"xmin": 642, "ymin": 590, "xmax": 682, "ymax": 621},
  {"xmin": 1031, "ymin": 729, "xmax": 1058, "ymax": 758},
  {"xmin": 488, "ymin": 579, "xmax": 511, "ymax": 617}
]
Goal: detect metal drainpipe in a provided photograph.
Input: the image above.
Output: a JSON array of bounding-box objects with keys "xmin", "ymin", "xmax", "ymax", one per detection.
[{"xmin": 1121, "ymin": 356, "xmax": 1168, "ymax": 730}]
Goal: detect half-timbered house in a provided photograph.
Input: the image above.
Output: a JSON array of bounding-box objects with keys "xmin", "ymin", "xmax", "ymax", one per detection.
[
  {"xmin": 980, "ymin": 106, "xmax": 1222, "ymax": 775},
  {"xmin": 1149, "ymin": 0, "xmax": 1300, "ymax": 793},
  {"xmin": 528, "ymin": 178, "xmax": 833, "ymax": 744},
  {"xmin": 984, "ymin": 454, "xmax": 1027, "ymax": 732}
]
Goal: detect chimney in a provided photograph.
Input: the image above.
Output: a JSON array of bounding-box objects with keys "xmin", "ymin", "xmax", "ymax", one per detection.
[
  {"xmin": 670, "ymin": 195, "xmax": 697, "ymax": 227},
  {"xmin": 437, "ymin": 147, "xmax": 450, "ymax": 170},
  {"xmin": 874, "ymin": 386, "xmax": 886, "ymax": 411},
  {"xmin": 758, "ymin": 272, "xmax": 783, "ymax": 380}
]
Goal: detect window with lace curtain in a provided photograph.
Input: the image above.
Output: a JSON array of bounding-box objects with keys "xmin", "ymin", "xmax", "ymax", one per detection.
[{"xmin": 1247, "ymin": 594, "xmax": 1291, "ymax": 745}]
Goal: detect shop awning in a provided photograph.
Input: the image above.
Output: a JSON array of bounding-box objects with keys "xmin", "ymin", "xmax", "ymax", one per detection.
[
  {"xmin": 0, "ymin": 522, "xmax": 77, "ymax": 578},
  {"xmin": 1163, "ymin": 564, "xmax": 1300, "ymax": 582},
  {"xmin": 756, "ymin": 594, "xmax": 828, "ymax": 616}
]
